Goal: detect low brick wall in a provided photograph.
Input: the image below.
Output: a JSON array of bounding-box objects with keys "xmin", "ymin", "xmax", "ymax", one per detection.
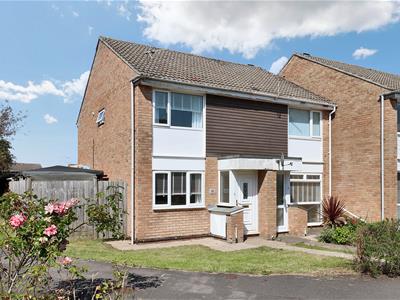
[
  {"xmin": 226, "ymin": 211, "xmax": 244, "ymax": 243},
  {"xmin": 288, "ymin": 206, "xmax": 308, "ymax": 237}
]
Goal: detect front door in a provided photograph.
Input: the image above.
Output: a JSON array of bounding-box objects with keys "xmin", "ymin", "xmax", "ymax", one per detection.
[
  {"xmin": 236, "ymin": 171, "xmax": 258, "ymax": 234},
  {"xmin": 277, "ymin": 172, "xmax": 289, "ymax": 232}
]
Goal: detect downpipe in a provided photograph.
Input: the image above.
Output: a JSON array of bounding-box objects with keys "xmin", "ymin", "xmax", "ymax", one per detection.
[
  {"xmin": 328, "ymin": 105, "xmax": 336, "ymax": 196},
  {"xmin": 380, "ymin": 94, "xmax": 385, "ymax": 221}
]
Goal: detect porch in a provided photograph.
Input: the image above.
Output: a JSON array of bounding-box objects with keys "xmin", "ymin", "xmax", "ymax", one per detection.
[{"xmin": 208, "ymin": 155, "xmax": 322, "ymax": 242}]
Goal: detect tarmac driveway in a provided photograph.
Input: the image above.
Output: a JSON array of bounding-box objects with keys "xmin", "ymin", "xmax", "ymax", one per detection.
[{"xmin": 68, "ymin": 260, "xmax": 400, "ymax": 300}]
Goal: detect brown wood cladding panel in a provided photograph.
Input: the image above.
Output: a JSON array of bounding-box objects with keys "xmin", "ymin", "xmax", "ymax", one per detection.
[{"xmin": 206, "ymin": 95, "xmax": 288, "ymax": 157}]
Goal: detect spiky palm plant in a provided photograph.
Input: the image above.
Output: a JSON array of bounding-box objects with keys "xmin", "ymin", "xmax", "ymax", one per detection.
[{"xmin": 322, "ymin": 196, "xmax": 346, "ymax": 227}]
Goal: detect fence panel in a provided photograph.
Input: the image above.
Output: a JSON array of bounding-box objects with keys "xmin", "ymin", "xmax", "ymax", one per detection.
[{"xmin": 8, "ymin": 179, "xmax": 127, "ymax": 239}]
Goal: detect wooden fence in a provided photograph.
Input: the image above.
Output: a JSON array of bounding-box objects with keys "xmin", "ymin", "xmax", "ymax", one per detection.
[{"xmin": 9, "ymin": 179, "xmax": 127, "ymax": 239}]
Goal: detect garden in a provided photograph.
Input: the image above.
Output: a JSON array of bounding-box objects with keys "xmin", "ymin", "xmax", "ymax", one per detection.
[
  {"xmin": 318, "ymin": 196, "xmax": 400, "ymax": 277},
  {"xmin": 2, "ymin": 190, "xmax": 400, "ymax": 299}
]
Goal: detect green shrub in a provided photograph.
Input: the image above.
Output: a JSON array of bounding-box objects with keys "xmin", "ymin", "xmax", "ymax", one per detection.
[
  {"xmin": 319, "ymin": 221, "xmax": 361, "ymax": 245},
  {"xmin": 355, "ymin": 219, "xmax": 400, "ymax": 277}
]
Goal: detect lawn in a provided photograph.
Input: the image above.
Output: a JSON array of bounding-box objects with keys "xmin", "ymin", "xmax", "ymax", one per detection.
[
  {"xmin": 66, "ymin": 240, "xmax": 354, "ymax": 276},
  {"xmin": 293, "ymin": 242, "xmax": 355, "ymax": 255}
]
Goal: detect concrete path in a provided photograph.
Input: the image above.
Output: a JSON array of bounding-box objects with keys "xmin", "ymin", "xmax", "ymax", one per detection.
[
  {"xmin": 107, "ymin": 237, "xmax": 354, "ymax": 260},
  {"xmin": 71, "ymin": 260, "xmax": 400, "ymax": 300}
]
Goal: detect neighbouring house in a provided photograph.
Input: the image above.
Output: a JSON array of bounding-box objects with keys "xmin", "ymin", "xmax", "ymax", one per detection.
[
  {"xmin": 77, "ymin": 37, "xmax": 336, "ymax": 242},
  {"xmin": 281, "ymin": 53, "xmax": 400, "ymax": 221}
]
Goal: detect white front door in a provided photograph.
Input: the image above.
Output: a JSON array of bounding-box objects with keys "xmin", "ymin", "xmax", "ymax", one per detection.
[
  {"xmin": 236, "ymin": 171, "xmax": 258, "ymax": 234},
  {"xmin": 277, "ymin": 172, "xmax": 289, "ymax": 232}
]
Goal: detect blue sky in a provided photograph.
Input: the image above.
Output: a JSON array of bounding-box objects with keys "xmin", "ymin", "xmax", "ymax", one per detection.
[{"xmin": 1, "ymin": 1, "xmax": 400, "ymax": 167}]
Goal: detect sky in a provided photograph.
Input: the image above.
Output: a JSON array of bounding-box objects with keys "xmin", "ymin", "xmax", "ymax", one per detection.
[{"xmin": 1, "ymin": 0, "xmax": 400, "ymax": 167}]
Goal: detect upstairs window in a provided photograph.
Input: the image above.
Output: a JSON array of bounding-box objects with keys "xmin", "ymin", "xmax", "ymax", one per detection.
[
  {"xmin": 96, "ymin": 109, "xmax": 105, "ymax": 126},
  {"xmin": 171, "ymin": 93, "xmax": 203, "ymax": 128},
  {"xmin": 289, "ymin": 108, "xmax": 321, "ymax": 137},
  {"xmin": 153, "ymin": 90, "xmax": 204, "ymax": 128},
  {"xmin": 154, "ymin": 91, "xmax": 168, "ymax": 124}
]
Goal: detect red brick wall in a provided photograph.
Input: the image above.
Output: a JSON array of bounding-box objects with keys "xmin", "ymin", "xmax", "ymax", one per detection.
[
  {"xmin": 281, "ymin": 56, "xmax": 397, "ymax": 221},
  {"xmin": 226, "ymin": 212, "xmax": 244, "ymax": 243},
  {"xmin": 288, "ymin": 206, "xmax": 307, "ymax": 236},
  {"xmin": 134, "ymin": 85, "xmax": 218, "ymax": 241},
  {"xmin": 77, "ymin": 41, "xmax": 136, "ymax": 236},
  {"xmin": 258, "ymin": 170, "xmax": 277, "ymax": 239}
]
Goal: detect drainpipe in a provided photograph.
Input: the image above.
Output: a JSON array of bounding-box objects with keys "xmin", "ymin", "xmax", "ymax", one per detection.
[
  {"xmin": 380, "ymin": 94, "xmax": 385, "ymax": 220},
  {"xmin": 130, "ymin": 81, "xmax": 136, "ymax": 244},
  {"xmin": 328, "ymin": 105, "xmax": 336, "ymax": 196}
]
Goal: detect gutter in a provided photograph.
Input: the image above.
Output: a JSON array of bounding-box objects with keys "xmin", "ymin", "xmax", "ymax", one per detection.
[{"xmin": 328, "ymin": 105, "xmax": 337, "ymax": 196}]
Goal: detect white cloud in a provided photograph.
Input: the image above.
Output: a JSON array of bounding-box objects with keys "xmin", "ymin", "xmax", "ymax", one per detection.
[
  {"xmin": 62, "ymin": 71, "xmax": 90, "ymax": 103},
  {"xmin": 352, "ymin": 47, "xmax": 378, "ymax": 59},
  {"xmin": 118, "ymin": 2, "xmax": 131, "ymax": 21},
  {"xmin": 44, "ymin": 114, "xmax": 58, "ymax": 124},
  {"xmin": 88, "ymin": 26, "xmax": 94, "ymax": 35},
  {"xmin": 72, "ymin": 11, "xmax": 79, "ymax": 18},
  {"xmin": 137, "ymin": 1, "xmax": 400, "ymax": 59},
  {"xmin": 0, "ymin": 71, "xmax": 89, "ymax": 104},
  {"xmin": 269, "ymin": 56, "xmax": 289, "ymax": 75}
]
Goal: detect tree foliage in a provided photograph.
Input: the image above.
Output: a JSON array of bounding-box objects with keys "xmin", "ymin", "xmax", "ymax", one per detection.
[{"xmin": 0, "ymin": 102, "xmax": 24, "ymax": 172}]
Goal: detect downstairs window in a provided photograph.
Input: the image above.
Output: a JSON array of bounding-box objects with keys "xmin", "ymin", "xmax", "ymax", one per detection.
[
  {"xmin": 290, "ymin": 173, "xmax": 322, "ymax": 224},
  {"xmin": 153, "ymin": 171, "xmax": 204, "ymax": 209}
]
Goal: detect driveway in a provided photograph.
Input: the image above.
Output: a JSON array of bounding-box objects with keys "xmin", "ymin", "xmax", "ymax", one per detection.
[{"xmin": 64, "ymin": 260, "xmax": 400, "ymax": 300}]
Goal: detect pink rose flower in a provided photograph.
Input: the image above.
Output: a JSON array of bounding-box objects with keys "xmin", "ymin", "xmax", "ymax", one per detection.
[
  {"xmin": 53, "ymin": 203, "xmax": 66, "ymax": 215},
  {"xmin": 43, "ymin": 224, "xmax": 58, "ymax": 237},
  {"xmin": 45, "ymin": 203, "xmax": 55, "ymax": 214},
  {"xmin": 61, "ymin": 257, "xmax": 73, "ymax": 266},
  {"xmin": 9, "ymin": 213, "xmax": 26, "ymax": 228}
]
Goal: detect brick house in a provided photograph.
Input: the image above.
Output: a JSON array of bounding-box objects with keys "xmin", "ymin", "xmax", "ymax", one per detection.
[
  {"xmin": 77, "ymin": 37, "xmax": 336, "ymax": 242},
  {"xmin": 281, "ymin": 54, "xmax": 400, "ymax": 222}
]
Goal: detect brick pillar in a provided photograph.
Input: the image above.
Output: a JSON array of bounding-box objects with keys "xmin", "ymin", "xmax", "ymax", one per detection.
[
  {"xmin": 226, "ymin": 211, "xmax": 244, "ymax": 243},
  {"xmin": 288, "ymin": 206, "xmax": 308, "ymax": 237},
  {"xmin": 258, "ymin": 170, "xmax": 277, "ymax": 239}
]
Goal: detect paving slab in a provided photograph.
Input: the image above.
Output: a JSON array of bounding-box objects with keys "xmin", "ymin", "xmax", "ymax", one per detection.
[{"xmin": 106, "ymin": 237, "xmax": 354, "ymax": 260}]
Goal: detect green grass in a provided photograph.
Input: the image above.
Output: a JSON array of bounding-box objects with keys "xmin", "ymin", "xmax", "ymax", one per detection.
[
  {"xmin": 293, "ymin": 242, "xmax": 355, "ymax": 255},
  {"xmin": 66, "ymin": 240, "xmax": 354, "ymax": 276}
]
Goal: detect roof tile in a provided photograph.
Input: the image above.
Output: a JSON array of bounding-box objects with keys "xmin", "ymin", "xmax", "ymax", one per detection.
[{"xmin": 100, "ymin": 37, "xmax": 333, "ymax": 105}]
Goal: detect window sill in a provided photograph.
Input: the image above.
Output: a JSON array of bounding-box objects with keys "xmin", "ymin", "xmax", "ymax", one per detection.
[
  {"xmin": 152, "ymin": 205, "xmax": 206, "ymax": 211},
  {"xmin": 153, "ymin": 124, "xmax": 203, "ymax": 131},
  {"xmin": 307, "ymin": 222, "xmax": 322, "ymax": 227},
  {"xmin": 288, "ymin": 202, "xmax": 321, "ymax": 206},
  {"xmin": 289, "ymin": 136, "xmax": 322, "ymax": 141}
]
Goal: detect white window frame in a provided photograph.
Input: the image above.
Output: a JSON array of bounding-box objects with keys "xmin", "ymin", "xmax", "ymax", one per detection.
[
  {"xmin": 152, "ymin": 89, "xmax": 205, "ymax": 130},
  {"xmin": 218, "ymin": 170, "xmax": 234, "ymax": 206},
  {"xmin": 289, "ymin": 173, "xmax": 322, "ymax": 226},
  {"xmin": 288, "ymin": 108, "xmax": 322, "ymax": 139},
  {"xmin": 96, "ymin": 109, "xmax": 105, "ymax": 125},
  {"xmin": 152, "ymin": 171, "xmax": 205, "ymax": 210}
]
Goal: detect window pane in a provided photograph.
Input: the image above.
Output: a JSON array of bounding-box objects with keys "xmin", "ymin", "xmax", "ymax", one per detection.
[
  {"xmin": 277, "ymin": 208, "xmax": 284, "ymax": 226},
  {"xmin": 277, "ymin": 173, "xmax": 284, "ymax": 206},
  {"xmin": 303, "ymin": 204, "xmax": 321, "ymax": 223},
  {"xmin": 171, "ymin": 172, "xmax": 186, "ymax": 205},
  {"xmin": 190, "ymin": 174, "xmax": 202, "ymax": 204},
  {"xmin": 171, "ymin": 93, "xmax": 203, "ymax": 128},
  {"xmin": 242, "ymin": 183, "xmax": 248, "ymax": 200},
  {"xmin": 290, "ymin": 181, "xmax": 321, "ymax": 203},
  {"xmin": 155, "ymin": 173, "xmax": 168, "ymax": 205},
  {"xmin": 220, "ymin": 172, "xmax": 230, "ymax": 204},
  {"xmin": 154, "ymin": 92, "xmax": 168, "ymax": 124},
  {"xmin": 289, "ymin": 109, "xmax": 310, "ymax": 136},
  {"xmin": 312, "ymin": 112, "xmax": 321, "ymax": 136},
  {"xmin": 171, "ymin": 110, "xmax": 192, "ymax": 127}
]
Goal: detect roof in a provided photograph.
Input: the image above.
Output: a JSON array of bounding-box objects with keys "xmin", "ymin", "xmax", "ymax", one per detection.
[
  {"xmin": 293, "ymin": 53, "xmax": 400, "ymax": 91},
  {"xmin": 99, "ymin": 37, "xmax": 333, "ymax": 106},
  {"xmin": 22, "ymin": 165, "xmax": 103, "ymax": 180},
  {"xmin": 10, "ymin": 163, "xmax": 42, "ymax": 172}
]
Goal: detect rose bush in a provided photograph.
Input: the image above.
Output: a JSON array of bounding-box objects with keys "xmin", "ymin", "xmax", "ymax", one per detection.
[{"xmin": 0, "ymin": 192, "xmax": 82, "ymax": 297}]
